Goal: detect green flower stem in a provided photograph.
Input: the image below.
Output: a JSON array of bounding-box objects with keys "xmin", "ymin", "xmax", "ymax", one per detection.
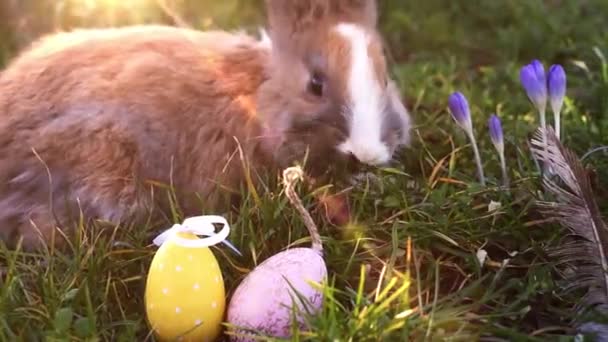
[
  {"xmin": 538, "ymin": 108, "xmax": 554, "ymax": 175},
  {"xmin": 539, "ymin": 108, "xmax": 547, "ymax": 144},
  {"xmin": 467, "ymin": 130, "xmax": 486, "ymax": 186},
  {"xmin": 554, "ymin": 110, "xmax": 561, "ymax": 140},
  {"xmin": 499, "ymin": 150, "xmax": 509, "ymax": 189}
]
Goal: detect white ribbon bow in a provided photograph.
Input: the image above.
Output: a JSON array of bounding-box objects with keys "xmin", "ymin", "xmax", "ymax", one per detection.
[{"xmin": 152, "ymin": 215, "xmax": 242, "ymax": 256}]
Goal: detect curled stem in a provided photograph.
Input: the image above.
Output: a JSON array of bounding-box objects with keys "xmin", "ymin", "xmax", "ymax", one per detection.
[
  {"xmin": 582, "ymin": 146, "xmax": 608, "ymax": 161},
  {"xmin": 282, "ymin": 166, "xmax": 323, "ymax": 254}
]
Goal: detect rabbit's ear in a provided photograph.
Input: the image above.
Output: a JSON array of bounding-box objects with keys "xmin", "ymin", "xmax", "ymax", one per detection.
[
  {"xmin": 264, "ymin": 0, "xmax": 328, "ymax": 46},
  {"xmin": 264, "ymin": 0, "xmax": 377, "ymax": 49},
  {"xmin": 333, "ymin": 0, "xmax": 378, "ymax": 28}
]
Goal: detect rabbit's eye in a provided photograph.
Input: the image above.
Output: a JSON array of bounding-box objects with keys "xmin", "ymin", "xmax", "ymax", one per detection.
[{"xmin": 308, "ymin": 72, "xmax": 325, "ymax": 97}]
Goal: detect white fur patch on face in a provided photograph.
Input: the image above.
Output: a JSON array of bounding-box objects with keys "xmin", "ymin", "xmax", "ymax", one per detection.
[
  {"xmin": 334, "ymin": 23, "xmax": 390, "ymax": 166},
  {"xmin": 258, "ymin": 28, "xmax": 272, "ymax": 50}
]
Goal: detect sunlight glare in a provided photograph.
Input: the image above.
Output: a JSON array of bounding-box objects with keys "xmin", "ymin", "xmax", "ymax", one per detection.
[{"xmin": 78, "ymin": 0, "xmax": 150, "ymax": 11}]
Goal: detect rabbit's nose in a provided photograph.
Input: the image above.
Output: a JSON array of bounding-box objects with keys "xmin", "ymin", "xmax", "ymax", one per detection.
[
  {"xmin": 347, "ymin": 152, "xmax": 360, "ymax": 165},
  {"xmin": 345, "ymin": 152, "xmax": 364, "ymax": 173}
]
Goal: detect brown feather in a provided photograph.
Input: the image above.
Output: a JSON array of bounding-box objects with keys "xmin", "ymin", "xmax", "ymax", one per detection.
[{"xmin": 530, "ymin": 126, "xmax": 608, "ymax": 337}]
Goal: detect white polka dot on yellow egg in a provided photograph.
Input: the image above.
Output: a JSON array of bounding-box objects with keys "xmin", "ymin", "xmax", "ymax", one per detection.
[{"xmin": 145, "ymin": 232, "xmax": 226, "ymax": 342}]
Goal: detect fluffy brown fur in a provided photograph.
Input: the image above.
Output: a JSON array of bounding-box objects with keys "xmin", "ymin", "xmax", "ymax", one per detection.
[
  {"xmin": 0, "ymin": 0, "xmax": 410, "ymax": 250},
  {"xmin": 0, "ymin": 27, "xmax": 274, "ymax": 249}
]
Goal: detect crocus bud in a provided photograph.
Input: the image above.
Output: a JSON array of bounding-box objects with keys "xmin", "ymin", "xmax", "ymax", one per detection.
[
  {"xmin": 520, "ymin": 60, "xmax": 548, "ymax": 115},
  {"xmin": 488, "ymin": 114, "xmax": 503, "ymax": 151},
  {"xmin": 447, "ymin": 91, "xmax": 486, "ymax": 186},
  {"xmin": 488, "ymin": 114, "xmax": 509, "ymax": 188},
  {"xmin": 548, "ymin": 64, "xmax": 566, "ymax": 139},
  {"xmin": 448, "ymin": 92, "xmax": 472, "ymax": 132},
  {"xmin": 548, "ymin": 65, "xmax": 566, "ymax": 112}
]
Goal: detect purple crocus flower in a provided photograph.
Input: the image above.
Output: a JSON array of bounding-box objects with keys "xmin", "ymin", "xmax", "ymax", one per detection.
[
  {"xmin": 488, "ymin": 114, "xmax": 503, "ymax": 150},
  {"xmin": 447, "ymin": 91, "xmax": 486, "ymax": 185},
  {"xmin": 548, "ymin": 64, "xmax": 567, "ymax": 139},
  {"xmin": 548, "ymin": 65, "xmax": 566, "ymax": 103},
  {"xmin": 531, "ymin": 59, "xmax": 547, "ymax": 84},
  {"xmin": 520, "ymin": 60, "xmax": 548, "ymax": 115},
  {"xmin": 521, "ymin": 59, "xmax": 550, "ymax": 175},
  {"xmin": 488, "ymin": 114, "xmax": 509, "ymax": 188},
  {"xmin": 448, "ymin": 92, "xmax": 473, "ymax": 131}
]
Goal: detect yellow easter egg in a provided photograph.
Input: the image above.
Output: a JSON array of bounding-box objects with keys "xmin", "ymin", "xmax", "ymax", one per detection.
[{"xmin": 145, "ymin": 232, "xmax": 226, "ymax": 342}]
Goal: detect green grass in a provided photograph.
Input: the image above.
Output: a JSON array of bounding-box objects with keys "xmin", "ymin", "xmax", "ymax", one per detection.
[{"xmin": 2, "ymin": 0, "xmax": 608, "ymax": 341}]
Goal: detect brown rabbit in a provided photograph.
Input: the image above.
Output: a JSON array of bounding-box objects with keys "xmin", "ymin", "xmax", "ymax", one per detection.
[{"xmin": 0, "ymin": 0, "xmax": 412, "ymax": 250}]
